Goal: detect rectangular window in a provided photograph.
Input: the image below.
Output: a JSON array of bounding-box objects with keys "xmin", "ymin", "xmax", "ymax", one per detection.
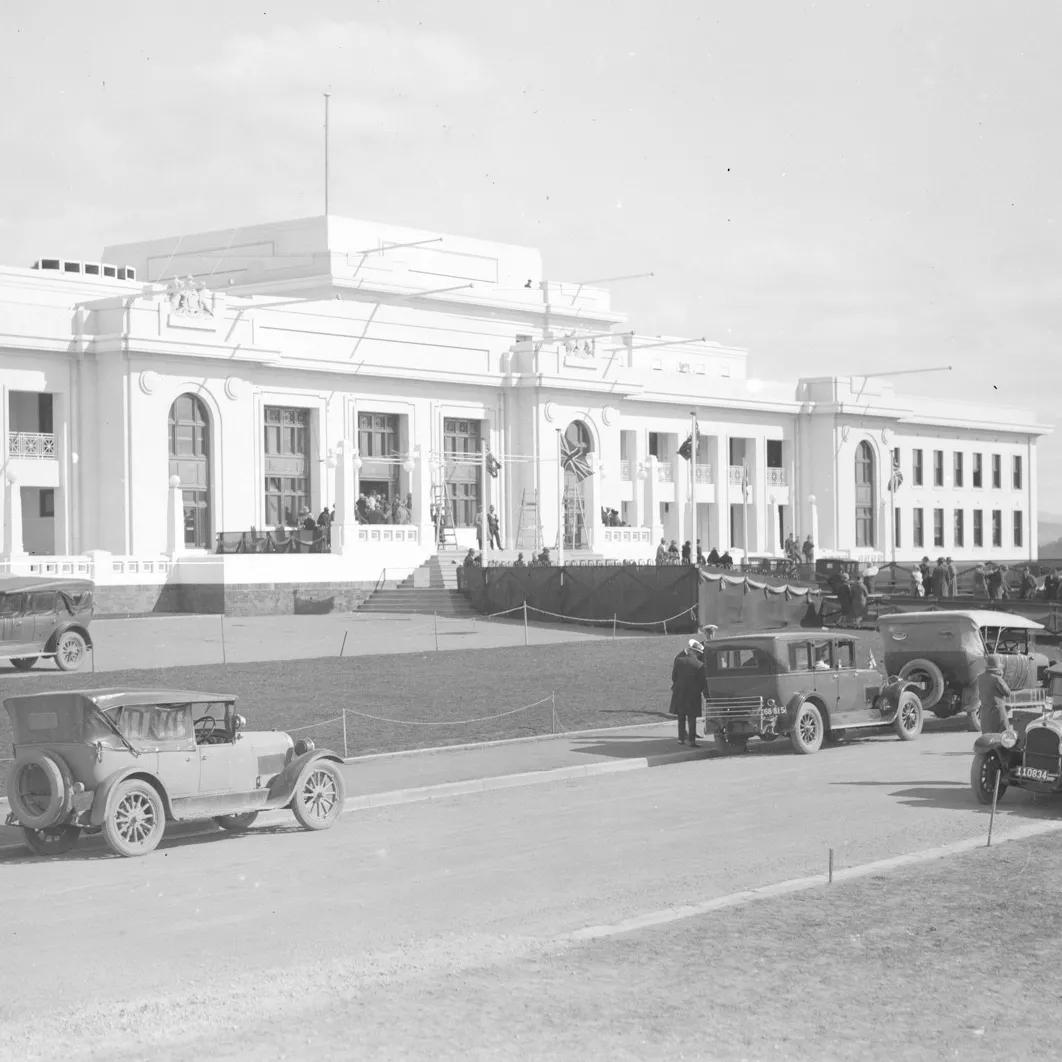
[
  {"xmin": 992, "ymin": 510, "xmax": 1002, "ymax": 547},
  {"xmin": 1013, "ymin": 455, "xmax": 1023, "ymax": 490},
  {"xmin": 788, "ymin": 643, "xmax": 812, "ymax": 672},
  {"xmin": 973, "ymin": 509, "xmax": 983, "ymax": 548},
  {"xmin": 933, "ymin": 450, "xmax": 944, "ymax": 487},
  {"xmin": 1013, "ymin": 510, "xmax": 1023, "ymax": 548},
  {"xmin": 766, "ymin": 440, "xmax": 783, "ymax": 467},
  {"xmin": 912, "ymin": 449, "xmax": 923, "ymax": 486},
  {"xmin": 443, "ymin": 418, "xmax": 483, "ymax": 527},
  {"xmin": 973, "ymin": 453, "xmax": 983, "ymax": 488},
  {"xmin": 357, "ymin": 413, "xmax": 398, "ymax": 459},
  {"xmin": 992, "ymin": 454, "xmax": 1001, "ymax": 489},
  {"xmin": 894, "ymin": 506, "xmax": 901, "ymax": 548},
  {"xmin": 933, "ymin": 508, "xmax": 944, "ymax": 547},
  {"xmin": 953, "ymin": 509, "xmax": 964, "ymax": 548},
  {"xmin": 263, "ymin": 407, "xmax": 310, "ymax": 527},
  {"xmin": 953, "ymin": 452, "xmax": 963, "ymax": 488},
  {"xmin": 913, "ymin": 508, "xmax": 924, "ymax": 548},
  {"xmin": 648, "ymin": 432, "xmax": 660, "ymax": 458},
  {"xmin": 38, "ymin": 393, "xmax": 53, "ymax": 434},
  {"xmin": 39, "ymin": 488, "xmax": 55, "ymax": 519}
]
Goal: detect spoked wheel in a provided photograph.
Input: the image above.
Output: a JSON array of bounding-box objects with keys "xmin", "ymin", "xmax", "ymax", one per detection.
[
  {"xmin": 214, "ymin": 812, "xmax": 259, "ymax": 832},
  {"xmin": 789, "ymin": 703, "xmax": 825, "ymax": 755},
  {"xmin": 291, "ymin": 761, "xmax": 345, "ymax": 831},
  {"xmin": 55, "ymin": 631, "xmax": 87, "ymax": 672},
  {"xmin": 22, "ymin": 825, "xmax": 80, "ymax": 856},
  {"xmin": 103, "ymin": 780, "xmax": 165, "ymax": 857},
  {"xmin": 893, "ymin": 691, "xmax": 924, "ymax": 741},
  {"xmin": 971, "ymin": 752, "xmax": 1007, "ymax": 805}
]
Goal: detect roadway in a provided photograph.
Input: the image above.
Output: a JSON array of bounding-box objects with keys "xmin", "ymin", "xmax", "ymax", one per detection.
[{"xmin": 2, "ymin": 727, "xmax": 1059, "ymax": 1061}]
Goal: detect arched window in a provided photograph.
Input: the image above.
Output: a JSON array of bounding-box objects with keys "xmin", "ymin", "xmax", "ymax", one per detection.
[
  {"xmin": 854, "ymin": 441, "xmax": 875, "ymax": 548},
  {"xmin": 564, "ymin": 419, "xmax": 593, "ymax": 453},
  {"xmin": 168, "ymin": 394, "xmax": 212, "ymax": 549},
  {"xmin": 561, "ymin": 420, "xmax": 593, "ymax": 550}
]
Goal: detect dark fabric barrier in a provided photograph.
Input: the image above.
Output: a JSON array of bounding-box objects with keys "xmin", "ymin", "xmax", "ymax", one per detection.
[{"xmin": 697, "ymin": 572, "xmax": 825, "ymax": 633}]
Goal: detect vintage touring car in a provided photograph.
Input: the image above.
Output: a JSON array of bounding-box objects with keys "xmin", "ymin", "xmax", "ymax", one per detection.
[
  {"xmin": 969, "ymin": 687, "xmax": 1059, "ymax": 804},
  {"xmin": 880, "ymin": 610, "xmax": 1052, "ymax": 729},
  {"xmin": 4, "ymin": 688, "xmax": 345, "ymax": 857},
  {"xmin": 700, "ymin": 630, "xmax": 923, "ymax": 754},
  {"xmin": 0, "ymin": 576, "xmax": 94, "ymax": 671}
]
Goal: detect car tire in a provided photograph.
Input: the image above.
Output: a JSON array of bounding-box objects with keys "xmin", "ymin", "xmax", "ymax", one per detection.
[
  {"xmin": 291, "ymin": 760, "xmax": 345, "ymax": 831},
  {"xmin": 10, "ymin": 657, "xmax": 38, "ymax": 670},
  {"xmin": 22, "ymin": 825, "xmax": 80, "ymax": 856},
  {"xmin": 103, "ymin": 779, "xmax": 166, "ymax": 857},
  {"xmin": 970, "ymin": 752, "xmax": 1006, "ymax": 805},
  {"xmin": 892, "ymin": 691, "xmax": 924, "ymax": 741},
  {"xmin": 54, "ymin": 631, "xmax": 87, "ymax": 672},
  {"xmin": 214, "ymin": 812, "xmax": 259, "ymax": 832},
  {"xmin": 5, "ymin": 751, "xmax": 72, "ymax": 829},
  {"xmin": 898, "ymin": 659, "xmax": 947, "ymax": 711},
  {"xmin": 789, "ymin": 702, "xmax": 825, "ymax": 755}
]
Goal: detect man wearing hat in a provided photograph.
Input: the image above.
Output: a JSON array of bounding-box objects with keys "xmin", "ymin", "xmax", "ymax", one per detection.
[
  {"xmin": 669, "ymin": 639, "xmax": 706, "ymax": 746},
  {"xmin": 973, "ymin": 655, "xmax": 1012, "ymax": 735},
  {"xmin": 300, "ymin": 506, "xmax": 317, "ymax": 531}
]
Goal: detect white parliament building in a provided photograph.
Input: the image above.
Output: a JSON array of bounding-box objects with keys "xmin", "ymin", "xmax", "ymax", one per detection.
[{"xmin": 0, "ymin": 214, "xmax": 1050, "ymax": 605}]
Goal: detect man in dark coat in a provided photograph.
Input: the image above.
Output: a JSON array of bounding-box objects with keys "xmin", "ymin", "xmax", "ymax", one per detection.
[
  {"xmin": 919, "ymin": 557, "xmax": 932, "ymax": 593},
  {"xmin": 944, "ymin": 557, "xmax": 958, "ymax": 597},
  {"xmin": 669, "ymin": 639, "xmax": 705, "ymax": 747},
  {"xmin": 986, "ymin": 565, "xmax": 1004, "ymax": 601},
  {"xmin": 931, "ymin": 558, "xmax": 948, "ymax": 599},
  {"xmin": 1019, "ymin": 566, "xmax": 1038, "ymax": 600},
  {"xmin": 973, "ymin": 564, "xmax": 989, "ymax": 598},
  {"xmin": 975, "ymin": 655, "xmax": 1012, "ymax": 735},
  {"xmin": 849, "ymin": 576, "xmax": 869, "ymax": 622}
]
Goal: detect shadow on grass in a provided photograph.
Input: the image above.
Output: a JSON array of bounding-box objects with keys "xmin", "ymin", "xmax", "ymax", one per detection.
[{"xmin": 832, "ymin": 778, "xmax": 1062, "ymax": 815}]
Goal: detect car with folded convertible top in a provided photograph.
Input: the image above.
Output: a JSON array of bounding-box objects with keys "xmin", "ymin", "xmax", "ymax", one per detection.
[
  {"xmin": 700, "ymin": 630, "xmax": 923, "ymax": 754},
  {"xmin": 0, "ymin": 576, "xmax": 94, "ymax": 671},
  {"xmin": 4, "ymin": 688, "xmax": 345, "ymax": 857}
]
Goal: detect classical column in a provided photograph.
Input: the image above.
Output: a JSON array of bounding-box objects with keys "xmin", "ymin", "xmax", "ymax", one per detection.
[
  {"xmin": 809, "ymin": 493, "xmax": 820, "ymax": 554},
  {"xmin": 166, "ymin": 475, "xmax": 183, "ymax": 556},
  {"xmin": 644, "ymin": 455, "xmax": 663, "ymax": 545},
  {"xmin": 331, "ymin": 440, "xmax": 359, "ymax": 555},
  {"xmin": 4, "ymin": 470, "xmax": 25, "ymax": 558}
]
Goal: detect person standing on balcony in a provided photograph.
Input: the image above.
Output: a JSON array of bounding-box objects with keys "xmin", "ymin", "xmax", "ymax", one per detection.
[
  {"xmin": 487, "ymin": 506, "xmax": 502, "ymax": 550},
  {"xmin": 655, "ymin": 539, "xmax": 668, "ymax": 565},
  {"xmin": 802, "ymin": 536, "xmax": 815, "ymax": 564}
]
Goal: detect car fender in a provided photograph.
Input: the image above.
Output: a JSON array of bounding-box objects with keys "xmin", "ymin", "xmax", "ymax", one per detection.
[
  {"xmin": 267, "ymin": 750, "xmax": 344, "ymax": 807},
  {"xmin": 89, "ymin": 768, "xmax": 172, "ymax": 827},
  {"xmin": 44, "ymin": 622, "xmax": 94, "ymax": 654},
  {"xmin": 973, "ymin": 733, "xmax": 1008, "ymax": 754},
  {"xmin": 878, "ymin": 677, "xmax": 919, "ymax": 717},
  {"xmin": 785, "ymin": 691, "xmax": 831, "ymax": 732}
]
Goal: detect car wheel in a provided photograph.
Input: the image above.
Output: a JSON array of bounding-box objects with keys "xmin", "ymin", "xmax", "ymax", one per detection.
[
  {"xmin": 54, "ymin": 631, "xmax": 87, "ymax": 672},
  {"xmin": 10, "ymin": 657, "xmax": 38, "ymax": 670},
  {"xmin": 5, "ymin": 752, "xmax": 72, "ymax": 829},
  {"xmin": 214, "ymin": 812, "xmax": 259, "ymax": 832},
  {"xmin": 898, "ymin": 659, "xmax": 946, "ymax": 711},
  {"xmin": 789, "ymin": 702, "xmax": 825, "ymax": 755},
  {"xmin": 103, "ymin": 779, "xmax": 165, "ymax": 857},
  {"xmin": 892, "ymin": 691, "xmax": 924, "ymax": 741},
  {"xmin": 970, "ymin": 752, "xmax": 1007, "ymax": 805},
  {"xmin": 22, "ymin": 825, "xmax": 80, "ymax": 856},
  {"xmin": 291, "ymin": 761, "xmax": 345, "ymax": 831}
]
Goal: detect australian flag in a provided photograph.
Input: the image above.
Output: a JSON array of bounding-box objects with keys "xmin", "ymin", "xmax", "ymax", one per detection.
[{"xmin": 560, "ymin": 433, "xmax": 593, "ymax": 481}]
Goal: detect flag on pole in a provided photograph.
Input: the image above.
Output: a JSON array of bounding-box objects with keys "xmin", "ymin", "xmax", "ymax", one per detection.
[
  {"xmin": 486, "ymin": 451, "xmax": 502, "ymax": 478},
  {"xmin": 887, "ymin": 454, "xmax": 903, "ymax": 492},
  {"xmin": 559, "ymin": 433, "xmax": 593, "ymax": 481},
  {"xmin": 741, "ymin": 460, "xmax": 750, "ymax": 501},
  {"xmin": 677, "ymin": 421, "xmax": 701, "ymax": 461}
]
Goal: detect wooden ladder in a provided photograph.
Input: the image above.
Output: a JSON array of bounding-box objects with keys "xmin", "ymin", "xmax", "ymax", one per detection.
[
  {"xmin": 515, "ymin": 488, "xmax": 543, "ymax": 552},
  {"xmin": 430, "ymin": 483, "xmax": 458, "ymax": 549},
  {"xmin": 562, "ymin": 482, "xmax": 588, "ymax": 551}
]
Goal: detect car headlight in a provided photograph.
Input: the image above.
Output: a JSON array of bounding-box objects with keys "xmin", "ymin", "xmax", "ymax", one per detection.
[
  {"xmin": 1001, "ymin": 730, "xmax": 1018, "ymax": 749},
  {"xmin": 766, "ymin": 698, "xmax": 777, "ymax": 708}
]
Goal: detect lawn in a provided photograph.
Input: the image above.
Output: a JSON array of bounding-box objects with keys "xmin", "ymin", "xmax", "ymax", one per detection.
[{"xmin": 269, "ymin": 829, "xmax": 1062, "ymax": 1061}]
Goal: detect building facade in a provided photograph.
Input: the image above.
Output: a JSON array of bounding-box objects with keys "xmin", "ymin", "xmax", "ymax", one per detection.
[{"xmin": 0, "ymin": 215, "xmax": 1049, "ymax": 583}]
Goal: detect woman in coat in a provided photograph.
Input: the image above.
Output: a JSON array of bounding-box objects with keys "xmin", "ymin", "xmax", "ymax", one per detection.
[{"xmin": 669, "ymin": 639, "xmax": 705, "ymax": 746}]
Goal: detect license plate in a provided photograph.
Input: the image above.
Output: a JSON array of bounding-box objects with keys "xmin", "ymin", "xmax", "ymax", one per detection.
[{"xmin": 1014, "ymin": 766, "xmax": 1059, "ymax": 783}]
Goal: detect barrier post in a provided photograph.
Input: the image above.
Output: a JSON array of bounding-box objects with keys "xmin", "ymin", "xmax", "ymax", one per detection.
[
  {"xmin": 663, "ymin": 619, "xmax": 668, "ymax": 635},
  {"xmin": 523, "ymin": 600, "xmax": 529, "ymax": 646},
  {"xmin": 434, "ymin": 611, "xmax": 440, "ymax": 652},
  {"xmin": 613, "ymin": 613, "xmax": 617, "ymax": 640},
  {"xmin": 91, "ymin": 645, "xmax": 96, "ymax": 673},
  {"xmin": 828, "ymin": 848, "xmax": 834, "ymax": 883},
  {"xmin": 987, "ymin": 771, "xmax": 1001, "ymax": 847},
  {"xmin": 339, "ymin": 631, "xmax": 348, "ymax": 657},
  {"xmin": 551, "ymin": 691, "xmax": 557, "ymax": 734},
  {"xmin": 220, "ymin": 612, "xmax": 227, "ymax": 665},
  {"xmin": 342, "ymin": 709, "xmax": 349, "ymax": 759}
]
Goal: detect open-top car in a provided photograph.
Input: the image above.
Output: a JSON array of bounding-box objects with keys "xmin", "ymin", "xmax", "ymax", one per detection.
[
  {"xmin": 0, "ymin": 576, "xmax": 94, "ymax": 671},
  {"xmin": 4, "ymin": 688, "xmax": 345, "ymax": 857},
  {"xmin": 879, "ymin": 610, "xmax": 1052, "ymax": 729},
  {"xmin": 701, "ymin": 630, "xmax": 923, "ymax": 754}
]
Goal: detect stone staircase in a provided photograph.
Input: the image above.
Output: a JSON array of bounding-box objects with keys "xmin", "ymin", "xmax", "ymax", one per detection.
[{"xmin": 356, "ymin": 547, "xmax": 607, "ymax": 616}]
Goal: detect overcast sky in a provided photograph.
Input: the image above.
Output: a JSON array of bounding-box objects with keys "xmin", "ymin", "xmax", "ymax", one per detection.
[{"xmin": 2, "ymin": 1, "xmax": 1059, "ymax": 512}]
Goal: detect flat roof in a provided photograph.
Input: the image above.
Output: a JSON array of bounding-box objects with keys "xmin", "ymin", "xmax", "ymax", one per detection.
[
  {"xmin": 0, "ymin": 576, "xmax": 94, "ymax": 593},
  {"xmin": 4, "ymin": 689, "xmax": 235, "ymax": 712},
  {"xmin": 878, "ymin": 610, "xmax": 1045, "ymax": 631}
]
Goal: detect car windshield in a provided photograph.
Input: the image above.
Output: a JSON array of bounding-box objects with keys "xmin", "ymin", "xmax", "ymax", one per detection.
[{"xmin": 980, "ymin": 627, "xmax": 1029, "ymax": 654}]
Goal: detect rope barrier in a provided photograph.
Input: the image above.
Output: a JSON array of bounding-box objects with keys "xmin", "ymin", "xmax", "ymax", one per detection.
[
  {"xmin": 343, "ymin": 695, "xmax": 554, "ymax": 727},
  {"xmin": 285, "ymin": 714, "xmax": 345, "ymax": 734},
  {"xmin": 524, "ymin": 605, "xmax": 696, "ymax": 629}
]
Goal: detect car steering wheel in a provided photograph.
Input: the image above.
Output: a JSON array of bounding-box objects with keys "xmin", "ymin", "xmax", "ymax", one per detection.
[{"xmin": 194, "ymin": 715, "xmax": 216, "ymax": 742}]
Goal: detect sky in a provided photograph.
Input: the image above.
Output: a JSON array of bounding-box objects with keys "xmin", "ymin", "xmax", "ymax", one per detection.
[{"xmin": 1, "ymin": 0, "xmax": 1060, "ymax": 513}]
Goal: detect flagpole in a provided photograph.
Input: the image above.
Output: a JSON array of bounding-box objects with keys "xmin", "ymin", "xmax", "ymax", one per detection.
[
  {"xmin": 323, "ymin": 93, "xmax": 330, "ymax": 215},
  {"xmin": 480, "ymin": 442, "xmax": 489, "ymax": 556},
  {"xmin": 743, "ymin": 460, "xmax": 750, "ymax": 567},
  {"xmin": 556, "ymin": 429, "xmax": 564, "ymax": 567},
  {"xmin": 689, "ymin": 411, "xmax": 697, "ymax": 557}
]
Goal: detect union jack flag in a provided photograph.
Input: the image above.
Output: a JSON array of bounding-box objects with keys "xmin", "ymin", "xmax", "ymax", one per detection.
[
  {"xmin": 560, "ymin": 433, "xmax": 593, "ymax": 481},
  {"xmin": 887, "ymin": 454, "xmax": 903, "ymax": 492}
]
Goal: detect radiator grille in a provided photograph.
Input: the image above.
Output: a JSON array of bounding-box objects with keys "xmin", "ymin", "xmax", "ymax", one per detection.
[{"xmin": 1023, "ymin": 727, "xmax": 1062, "ymax": 776}]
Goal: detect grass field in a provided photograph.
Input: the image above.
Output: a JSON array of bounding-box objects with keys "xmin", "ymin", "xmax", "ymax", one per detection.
[{"xmin": 283, "ymin": 829, "xmax": 1062, "ymax": 1061}]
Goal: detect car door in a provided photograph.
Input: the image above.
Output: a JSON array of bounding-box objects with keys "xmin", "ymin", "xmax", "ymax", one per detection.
[
  {"xmin": 192, "ymin": 701, "xmax": 238, "ymax": 794},
  {"xmin": 28, "ymin": 591, "xmax": 57, "ymax": 646},
  {"xmin": 150, "ymin": 705, "xmax": 200, "ymax": 800},
  {"xmin": 832, "ymin": 639, "xmax": 881, "ymax": 725},
  {"xmin": 0, "ymin": 593, "xmax": 30, "ymax": 654}
]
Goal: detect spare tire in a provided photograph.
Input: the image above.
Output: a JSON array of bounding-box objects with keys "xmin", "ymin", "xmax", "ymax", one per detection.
[
  {"xmin": 898, "ymin": 659, "xmax": 947, "ymax": 711},
  {"xmin": 6, "ymin": 752, "xmax": 73, "ymax": 829}
]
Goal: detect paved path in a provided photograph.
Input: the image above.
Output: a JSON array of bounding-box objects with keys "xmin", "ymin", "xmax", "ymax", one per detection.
[
  {"xmin": 3, "ymin": 724, "xmax": 1058, "ymax": 1061},
  {"xmin": 62, "ymin": 611, "xmax": 640, "ymax": 672}
]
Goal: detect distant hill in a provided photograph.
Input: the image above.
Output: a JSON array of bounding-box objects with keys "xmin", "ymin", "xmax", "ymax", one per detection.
[
  {"xmin": 1039, "ymin": 514, "xmax": 1062, "ymax": 550},
  {"xmin": 1042, "ymin": 537, "xmax": 1062, "ymax": 559}
]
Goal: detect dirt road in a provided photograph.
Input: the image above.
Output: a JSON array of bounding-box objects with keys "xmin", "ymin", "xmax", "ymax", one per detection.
[{"xmin": 3, "ymin": 729, "xmax": 1056, "ymax": 1061}]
